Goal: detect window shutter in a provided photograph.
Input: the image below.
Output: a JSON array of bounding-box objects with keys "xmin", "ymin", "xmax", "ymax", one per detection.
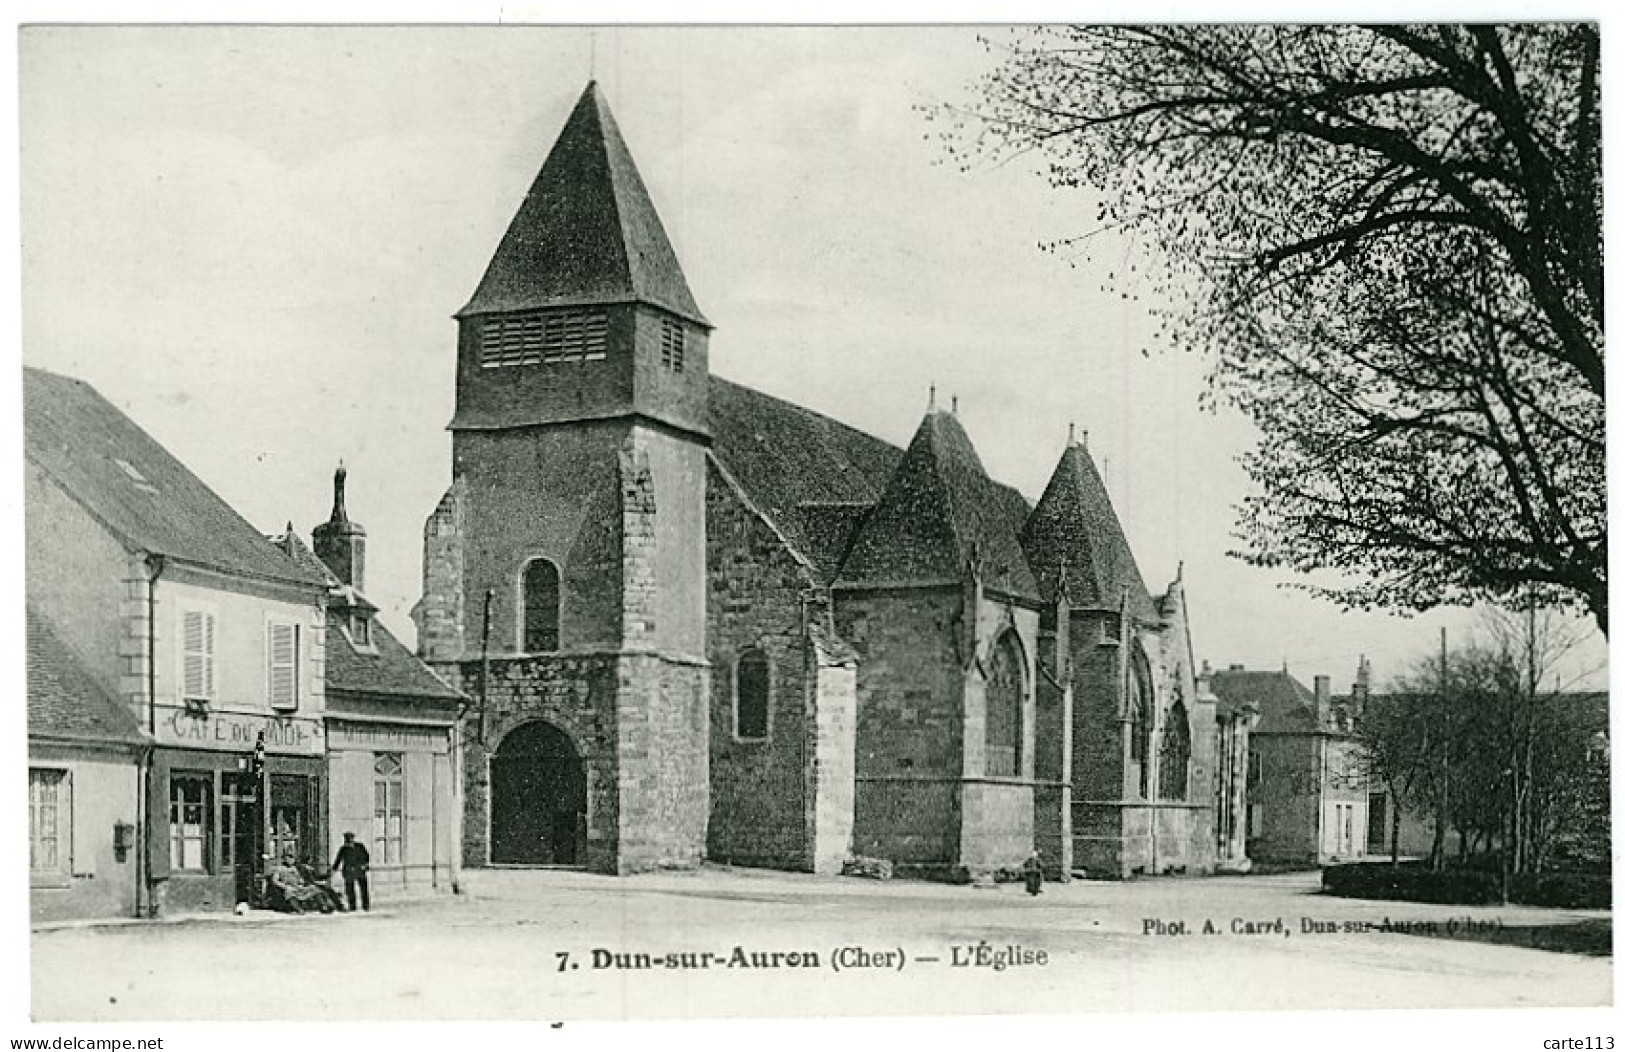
[
  {"xmin": 268, "ymin": 622, "xmax": 298, "ymax": 710},
  {"xmin": 183, "ymin": 610, "xmax": 216, "ymax": 701}
]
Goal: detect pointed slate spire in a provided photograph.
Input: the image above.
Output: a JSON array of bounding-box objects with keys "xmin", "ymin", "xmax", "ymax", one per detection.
[
  {"xmin": 837, "ymin": 409, "xmax": 1039, "ymax": 600},
  {"xmin": 459, "ymin": 82, "xmax": 707, "ymax": 326},
  {"xmin": 1019, "ymin": 440, "xmax": 1157, "ymax": 621}
]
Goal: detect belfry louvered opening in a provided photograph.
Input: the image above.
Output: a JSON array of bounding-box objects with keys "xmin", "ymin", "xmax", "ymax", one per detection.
[
  {"xmin": 660, "ymin": 318, "xmax": 685, "ymax": 372},
  {"xmin": 480, "ymin": 310, "xmax": 609, "ymax": 368}
]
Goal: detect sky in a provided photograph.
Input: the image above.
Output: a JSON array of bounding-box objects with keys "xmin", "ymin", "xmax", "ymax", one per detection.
[{"xmin": 17, "ymin": 24, "xmax": 1609, "ymax": 691}]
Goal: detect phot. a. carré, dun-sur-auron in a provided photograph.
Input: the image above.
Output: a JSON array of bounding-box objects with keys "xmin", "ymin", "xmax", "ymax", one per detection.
[{"xmin": 19, "ymin": 23, "xmax": 1610, "ymax": 1034}]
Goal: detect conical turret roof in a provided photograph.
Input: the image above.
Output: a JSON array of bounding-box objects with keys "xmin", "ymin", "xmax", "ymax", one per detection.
[
  {"xmin": 1020, "ymin": 439, "xmax": 1157, "ymax": 621},
  {"xmin": 459, "ymin": 82, "xmax": 707, "ymax": 326},
  {"xmin": 837, "ymin": 410, "xmax": 1038, "ymax": 600}
]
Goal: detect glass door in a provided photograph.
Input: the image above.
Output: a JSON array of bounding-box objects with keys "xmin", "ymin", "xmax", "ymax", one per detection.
[
  {"xmin": 269, "ymin": 774, "xmax": 311, "ymax": 866},
  {"xmin": 221, "ymin": 772, "xmax": 259, "ymax": 904}
]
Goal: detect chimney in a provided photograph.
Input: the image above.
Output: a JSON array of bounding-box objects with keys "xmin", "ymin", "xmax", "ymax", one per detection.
[
  {"xmin": 313, "ymin": 463, "xmax": 366, "ymax": 591},
  {"xmin": 1314, "ymin": 675, "xmax": 1331, "ymax": 721}
]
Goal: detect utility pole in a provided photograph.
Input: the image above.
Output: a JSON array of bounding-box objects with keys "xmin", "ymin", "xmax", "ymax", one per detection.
[
  {"xmin": 1518, "ymin": 597, "xmax": 1538, "ymax": 875},
  {"xmin": 479, "ymin": 589, "xmax": 494, "ymax": 745},
  {"xmin": 1433, "ymin": 627, "xmax": 1449, "ymax": 871},
  {"xmin": 252, "ymin": 731, "xmax": 267, "ymax": 906}
]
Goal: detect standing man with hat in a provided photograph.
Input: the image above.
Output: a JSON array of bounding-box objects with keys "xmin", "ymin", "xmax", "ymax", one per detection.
[{"xmin": 333, "ymin": 831, "xmax": 371, "ymax": 912}]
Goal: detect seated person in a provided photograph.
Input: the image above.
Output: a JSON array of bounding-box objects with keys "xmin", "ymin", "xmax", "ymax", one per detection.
[
  {"xmin": 265, "ymin": 850, "xmax": 337, "ymax": 914},
  {"xmin": 297, "ymin": 861, "xmax": 347, "ymax": 914}
]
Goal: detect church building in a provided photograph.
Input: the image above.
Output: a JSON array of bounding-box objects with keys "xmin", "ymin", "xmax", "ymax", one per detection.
[{"xmin": 414, "ymin": 83, "xmax": 1226, "ymax": 881}]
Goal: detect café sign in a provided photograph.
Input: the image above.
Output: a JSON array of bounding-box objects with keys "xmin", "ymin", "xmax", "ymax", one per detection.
[{"xmin": 155, "ymin": 705, "xmax": 323, "ymax": 756}]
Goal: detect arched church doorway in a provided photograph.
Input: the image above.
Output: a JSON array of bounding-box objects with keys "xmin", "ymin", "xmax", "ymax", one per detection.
[{"xmin": 489, "ymin": 720, "xmax": 587, "ymax": 866}]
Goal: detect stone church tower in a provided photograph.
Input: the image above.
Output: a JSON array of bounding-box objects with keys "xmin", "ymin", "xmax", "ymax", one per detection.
[
  {"xmin": 415, "ymin": 82, "xmax": 712, "ymax": 874},
  {"xmin": 418, "ymin": 81, "xmax": 1228, "ymax": 882}
]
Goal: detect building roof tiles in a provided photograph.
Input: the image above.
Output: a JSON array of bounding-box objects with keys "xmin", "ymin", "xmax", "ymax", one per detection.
[
  {"xmin": 24, "ymin": 367, "xmax": 328, "ymax": 589},
  {"xmin": 459, "ymin": 82, "xmax": 706, "ymax": 326},
  {"xmin": 26, "ymin": 607, "xmax": 147, "ymax": 747}
]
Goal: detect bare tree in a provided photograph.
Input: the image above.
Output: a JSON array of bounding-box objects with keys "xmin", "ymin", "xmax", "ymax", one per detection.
[
  {"xmin": 1479, "ymin": 603, "xmax": 1601, "ymax": 876},
  {"xmin": 939, "ymin": 25, "xmax": 1605, "ymax": 631},
  {"xmin": 1359, "ymin": 602, "xmax": 1602, "ymax": 877}
]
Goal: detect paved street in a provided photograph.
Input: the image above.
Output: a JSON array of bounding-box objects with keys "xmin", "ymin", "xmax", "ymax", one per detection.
[{"xmin": 32, "ymin": 868, "xmax": 1610, "ymax": 1021}]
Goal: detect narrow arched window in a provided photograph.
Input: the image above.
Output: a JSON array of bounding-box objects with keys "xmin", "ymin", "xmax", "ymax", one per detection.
[
  {"xmin": 734, "ymin": 649, "xmax": 770, "ymax": 741},
  {"xmin": 985, "ymin": 632, "xmax": 1024, "ymax": 777},
  {"xmin": 1159, "ymin": 700, "xmax": 1191, "ymax": 800},
  {"xmin": 521, "ymin": 559, "xmax": 560, "ymax": 653},
  {"xmin": 1128, "ymin": 649, "xmax": 1153, "ymax": 799}
]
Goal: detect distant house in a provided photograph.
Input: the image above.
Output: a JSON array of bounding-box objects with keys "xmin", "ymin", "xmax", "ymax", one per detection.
[
  {"xmin": 275, "ymin": 467, "xmax": 463, "ymax": 898},
  {"xmin": 25, "ymin": 366, "xmax": 330, "ymax": 917},
  {"xmin": 26, "ymin": 607, "xmax": 149, "ymax": 922},
  {"xmin": 1209, "ymin": 661, "xmax": 1373, "ymax": 866},
  {"xmin": 1207, "ymin": 668, "xmax": 1259, "ymax": 873}
]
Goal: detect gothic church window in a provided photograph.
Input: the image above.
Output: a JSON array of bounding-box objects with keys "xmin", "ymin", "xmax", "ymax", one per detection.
[
  {"xmin": 480, "ymin": 310, "xmax": 608, "ymax": 368},
  {"xmin": 1159, "ymin": 700, "xmax": 1191, "ymax": 800},
  {"xmin": 985, "ymin": 632, "xmax": 1024, "ymax": 777},
  {"xmin": 521, "ymin": 558, "xmax": 560, "ymax": 653},
  {"xmin": 1128, "ymin": 649, "xmax": 1152, "ymax": 798},
  {"xmin": 734, "ymin": 648, "xmax": 770, "ymax": 741}
]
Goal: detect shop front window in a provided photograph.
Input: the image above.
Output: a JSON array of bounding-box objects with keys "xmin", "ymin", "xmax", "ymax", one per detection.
[
  {"xmin": 269, "ymin": 773, "xmax": 310, "ymax": 865},
  {"xmin": 169, "ymin": 774, "xmax": 212, "ymax": 872}
]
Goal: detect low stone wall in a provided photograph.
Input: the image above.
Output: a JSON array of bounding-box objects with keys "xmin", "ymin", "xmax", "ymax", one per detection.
[
  {"xmin": 1074, "ymin": 800, "xmax": 1215, "ymax": 878},
  {"xmin": 960, "ymin": 779, "xmax": 1036, "ymax": 878},
  {"xmin": 853, "ymin": 776, "xmax": 960, "ymax": 868}
]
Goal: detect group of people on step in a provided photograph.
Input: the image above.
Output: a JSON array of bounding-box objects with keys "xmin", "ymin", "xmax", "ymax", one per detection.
[{"xmin": 263, "ymin": 831, "xmax": 373, "ymax": 915}]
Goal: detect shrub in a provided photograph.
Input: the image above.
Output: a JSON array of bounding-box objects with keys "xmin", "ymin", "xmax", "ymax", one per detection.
[
  {"xmin": 1322, "ymin": 862, "xmax": 1612, "ymax": 909},
  {"xmin": 1508, "ymin": 872, "xmax": 1612, "ymax": 909},
  {"xmin": 1323, "ymin": 862, "xmax": 1501, "ymax": 906}
]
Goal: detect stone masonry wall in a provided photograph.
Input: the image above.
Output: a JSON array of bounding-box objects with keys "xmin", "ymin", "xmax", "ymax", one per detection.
[
  {"xmin": 414, "ymin": 478, "xmax": 465, "ymax": 663},
  {"xmin": 1248, "ymin": 734, "xmax": 1321, "ymax": 864},
  {"xmin": 452, "ymin": 423, "xmax": 629, "ymax": 655},
  {"xmin": 1150, "ymin": 597, "xmax": 1217, "ymax": 875},
  {"xmin": 613, "ymin": 432, "xmax": 708, "ymax": 872},
  {"xmin": 958, "ymin": 593, "xmax": 1041, "ymax": 879},
  {"xmin": 807, "ymin": 627, "xmax": 857, "ymax": 875},
  {"xmin": 705, "ymin": 463, "xmax": 821, "ymax": 870},
  {"xmin": 438, "ymin": 655, "xmax": 621, "ymax": 874},
  {"xmin": 1032, "ymin": 613, "xmax": 1073, "ymax": 879},
  {"xmin": 1069, "ymin": 610, "xmax": 1131, "ymax": 876},
  {"xmin": 1069, "ymin": 611, "xmax": 1127, "ymax": 801},
  {"xmin": 835, "ymin": 588, "xmax": 965, "ymax": 871},
  {"xmin": 615, "ymin": 655, "xmax": 709, "ymax": 872}
]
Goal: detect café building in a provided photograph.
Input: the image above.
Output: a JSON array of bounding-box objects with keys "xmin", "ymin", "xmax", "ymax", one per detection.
[{"xmin": 25, "ymin": 367, "xmax": 332, "ymax": 916}]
